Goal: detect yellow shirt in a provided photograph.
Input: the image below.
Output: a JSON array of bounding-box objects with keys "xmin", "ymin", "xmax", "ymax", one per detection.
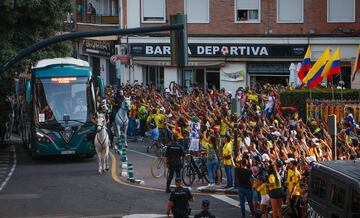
[
  {"xmin": 157, "ymin": 114, "xmax": 166, "ymax": 129},
  {"xmin": 268, "ymin": 174, "xmax": 282, "ymax": 191},
  {"xmin": 172, "ymin": 126, "xmax": 184, "ymax": 139},
  {"xmin": 256, "ymin": 183, "xmax": 268, "ymax": 196},
  {"xmin": 220, "ymin": 121, "xmax": 227, "ymax": 136},
  {"xmin": 309, "ymin": 147, "xmax": 316, "ymax": 156},
  {"xmin": 222, "ymin": 141, "xmax": 233, "ymax": 166},
  {"xmin": 289, "ymin": 169, "xmax": 301, "ymax": 196},
  {"xmin": 286, "ymin": 169, "xmax": 294, "ymax": 185}
]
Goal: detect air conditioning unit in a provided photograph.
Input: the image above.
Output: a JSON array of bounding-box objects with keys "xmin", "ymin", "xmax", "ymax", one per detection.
[{"xmin": 115, "ymin": 45, "xmax": 127, "ymax": 55}]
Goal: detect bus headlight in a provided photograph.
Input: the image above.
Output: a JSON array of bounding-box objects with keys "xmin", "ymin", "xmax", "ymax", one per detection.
[{"xmin": 36, "ymin": 132, "xmax": 51, "ymax": 143}]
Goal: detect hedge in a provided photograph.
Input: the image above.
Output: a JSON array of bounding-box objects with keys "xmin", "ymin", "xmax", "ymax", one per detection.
[{"xmin": 280, "ymin": 88, "xmax": 360, "ymax": 119}]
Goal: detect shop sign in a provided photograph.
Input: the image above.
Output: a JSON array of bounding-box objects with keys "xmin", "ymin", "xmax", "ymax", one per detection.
[
  {"xmin": 130, "ymin": 43, "xmax": 306, "ymax": 58},
  {"xmin": 83, "ymin": 40, "xmax": 114, "ymax": 56},
  {"xmin": 221, "ymin": 70, "xmax": 245, "ymax": 82}
]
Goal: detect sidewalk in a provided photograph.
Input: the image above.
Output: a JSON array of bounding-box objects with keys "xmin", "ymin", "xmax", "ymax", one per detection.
[{"xmin": 114, "ymin": 138, "xmax": 238, "ymax": 195}]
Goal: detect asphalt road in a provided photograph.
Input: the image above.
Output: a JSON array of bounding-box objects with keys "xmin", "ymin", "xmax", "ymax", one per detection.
[{"xmin": 0, "ymin": 136, "xmax": 243, "ymax": 218}]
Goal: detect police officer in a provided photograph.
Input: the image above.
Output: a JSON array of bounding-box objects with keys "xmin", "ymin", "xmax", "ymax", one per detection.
[
  {"xmin": 165, "ymin": 134, "xmax": 184, "ymax": 193},
  {"xmin": 194, "ymin": 199, "xmax": 216, "ymax": 218},
  {"xmin": 167, "ymin": 177, "xmax": 193, "ymax": 218}
]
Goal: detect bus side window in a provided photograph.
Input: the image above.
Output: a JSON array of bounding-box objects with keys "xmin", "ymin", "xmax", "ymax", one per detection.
[
  {"xmin": 353, "ymin": 190, "xmax": 360, "ymax": 217},
  {"xmin": 311, "ymin": 176, "xmax": 327, "ymax": 199},
  {"xmin": 330, "ymin": 185, "xmax": 345, "ymax": 209}
]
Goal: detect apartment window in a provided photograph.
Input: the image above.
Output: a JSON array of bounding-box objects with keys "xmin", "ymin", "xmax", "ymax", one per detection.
[
  {"xmin": 328, "ymin": 0, "xmax": 355, "ymax": 22},
  {"xmin": 185, "ymin": 0, "xmax": 209, "ymax": 23},
  {"xmin": 142, "ymin": 0, "xmax": 165, "ymax": 22},
  {"xmin": 277, "ymin": 0, "xmax": 303, "ymax": 23},
  {"xmin": 235, "ymin": 0, "xmax": 260, "ymax": 22}
]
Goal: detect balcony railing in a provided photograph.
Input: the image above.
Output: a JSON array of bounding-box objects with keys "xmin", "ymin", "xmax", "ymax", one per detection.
[{"xmin": 77, "ymin": 14, "xmax": 119, "ymax": 25}]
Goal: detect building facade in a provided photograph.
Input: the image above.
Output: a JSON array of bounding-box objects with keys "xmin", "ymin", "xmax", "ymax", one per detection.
[{"xmin": 75, "ymin": 0, "xmax": 360, "ymax": 94}]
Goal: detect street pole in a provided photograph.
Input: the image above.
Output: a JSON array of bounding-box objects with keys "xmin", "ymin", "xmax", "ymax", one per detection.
[{"xmin": 329, "ymin": 114, "xmax": 337, "ymax": 160}]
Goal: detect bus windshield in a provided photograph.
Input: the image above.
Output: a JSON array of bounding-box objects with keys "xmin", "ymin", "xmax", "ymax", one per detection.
[{"xmin": 34, "ymin": 76, "xmax": 95, "ymax": 127}]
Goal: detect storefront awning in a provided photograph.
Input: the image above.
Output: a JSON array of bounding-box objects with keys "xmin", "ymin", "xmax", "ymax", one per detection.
[
  {"xmin": 82, "ymin": 36, "xmax": 118, "ymax": 41},
  {"xmin": 133, "ymin": 60, "xmax": 225, "ymax": 67}
]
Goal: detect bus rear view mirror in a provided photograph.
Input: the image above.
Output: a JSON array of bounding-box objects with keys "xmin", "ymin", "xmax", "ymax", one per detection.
[
  {"xmin": 25, "ymin": 80, "xmax": 32, "ymax": 103},
  {"xmin": 97, "ymin": 76, "xmax": 105, "ymax": 98}
]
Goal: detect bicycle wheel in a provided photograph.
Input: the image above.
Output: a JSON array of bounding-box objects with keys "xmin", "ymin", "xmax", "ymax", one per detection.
[
  {"xmin": 199, "ymin": 163, "xmax": 210, "ymax": 183},
  {"xmin": 182, "ymin": 164, "xmax": 195, "ymax": 186},
  {"xmin": 151, "ymin": 157, "xmax": 166, "ymax": 178}
]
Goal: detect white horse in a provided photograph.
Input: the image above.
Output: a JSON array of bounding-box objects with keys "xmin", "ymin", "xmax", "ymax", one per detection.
[
  {"xmin": 115, "ymin": 97, "xmax": 131, "ymax": 148},
  {"xmin": 94, "ymin": 113, "xmax": 109, "ymax": 174}
]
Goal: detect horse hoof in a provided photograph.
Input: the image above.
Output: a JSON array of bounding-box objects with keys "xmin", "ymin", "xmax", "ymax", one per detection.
[
  {"xmin": 105, "ymin": 168, "xmax": 109, "ymax": 171},
  {"xmin": 98, "ymin": 171, "xmax": 102, "ymax": 175}
]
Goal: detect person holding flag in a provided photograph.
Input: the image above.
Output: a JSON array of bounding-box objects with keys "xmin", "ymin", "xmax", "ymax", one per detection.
[
  {"xmin": 352, "ymin": 45, "xmax": 360, "ymax": 81},
  {"xmin": 302, "ymin": 48, "xmax": 330, "ymax": 88}
]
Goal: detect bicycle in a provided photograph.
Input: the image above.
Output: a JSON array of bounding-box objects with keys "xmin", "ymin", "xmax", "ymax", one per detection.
[
  {"xmin": 181, "ymin": 151, "xmax": 209, "ymax": 186},
  {"xmin": 150, "ymin": 144, "xmax": 168, "ymax": 178}
]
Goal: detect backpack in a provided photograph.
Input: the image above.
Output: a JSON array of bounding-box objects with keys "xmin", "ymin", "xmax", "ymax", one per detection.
[{"xmin": 207, "ymin": 144, "xmax": 217, "ymax": 160}]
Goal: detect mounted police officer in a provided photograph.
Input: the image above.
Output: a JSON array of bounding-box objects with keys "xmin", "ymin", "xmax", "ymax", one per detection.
[
  {"xmin": 165, "ymin": 134, "xmax": 184, "ymax": 193},
  {"xmin": 167, "ymin": 177, "xmax": 193, "ymax": 218}
]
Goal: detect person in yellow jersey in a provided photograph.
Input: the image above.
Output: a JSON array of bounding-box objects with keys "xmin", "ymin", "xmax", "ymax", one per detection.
[
  {"xmin": 266, "ymin": 162, "xmax": 284, "ymax": 218},
  {"xmin": 222, "ymin": 135, "xmax": 234, "ymax": 188},
  {"xmin": 256, "ymin": 177, "xmax": 270, "ymax": 218},
  {"xmin": 288, "ymin": 160, "xmax": 302, "ymax": 218},
  {"xmin": 146, "ymin": 108, "xmax": 160, "ymax": 153},
  {"xmin": 284, "ymin": 158, "xmax": 295, "ymax": 196},
  {"xmin": 158, "ymin": 107, "xmax": 166, "ymax": 144}
]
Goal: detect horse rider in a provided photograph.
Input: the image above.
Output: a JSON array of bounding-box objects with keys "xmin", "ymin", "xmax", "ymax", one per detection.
[
  {"xmin": 110, "ymin": 89, "xmax": 125, "ymax": 126},
  {"xmin": 167, "ymin": 177, "xmax": 194, "ymax": 218},
  {"xmin": 165, "ymin": 134, "xmax": 184, "ymax": 193},
  {"xmin": 99, "ymin": 102, "xmax": 114, "ymax": 147}
]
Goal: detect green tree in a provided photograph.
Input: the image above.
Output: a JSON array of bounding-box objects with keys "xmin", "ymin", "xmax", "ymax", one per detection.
[{"xmin": 0, "ymin": 0, "xmax": 74, "ymax": 97}]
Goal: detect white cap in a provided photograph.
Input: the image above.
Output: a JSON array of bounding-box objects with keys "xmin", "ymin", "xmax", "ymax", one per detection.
[
  {"xmin": 285, "ymin": 157, "xmax": 296, "ymax": 163},
  {"xmin": 271, "ymin": 131, "xmax": 281, "ymax": 137},
  {"xmin": 165, "ymin": 88, "xmax": 170, "ymax": 93},
  {"xmin": 262, "ymin": 154, "xmax": 270, "ymax": 162},
  {"xmin": 311, "ymin": 138, "xmax": 320, "ymax": 146},
  {"xmin": 306, "ymin": 156, "xmax": 317, "ymax": 163},
  {"xmin": 290, "ymin": 130, "xmax": 297, "ymax": 136},
  {"xmin": 160, "ymin": 107, "xmax": 166, "ymax": 113}
]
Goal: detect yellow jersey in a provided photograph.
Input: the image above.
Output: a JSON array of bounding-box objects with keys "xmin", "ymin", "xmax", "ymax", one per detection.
[
  {"xmin": 256, "ymin": 183, "xmax": 268, "ymax": 196},
  {"xmin": 157, "ymin": 113, "xmax": 166, "ymax": 129},
  {"xmin": 289, "ymin": 169, "xmax": 301, "ymax": 196},
  {"xmin": 222, "ymin": 141, "xmax": 233, "ymax": 166},
  {"xmin": 268, "ymin": 174, "xmax": 282, "ymax": 191},
  {"xmin": 286, "ymin": 169, "xmax": 294, "ymax": 185}
]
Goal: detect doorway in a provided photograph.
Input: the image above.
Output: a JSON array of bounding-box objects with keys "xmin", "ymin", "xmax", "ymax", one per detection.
[{"xmin": 144, "ymin": 66, "xmax": 164, "ymax": 89}]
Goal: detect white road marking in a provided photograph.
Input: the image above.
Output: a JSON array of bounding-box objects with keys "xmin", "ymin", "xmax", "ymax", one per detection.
[
  {"xmin": 122, "ymin": 214, "xmax": 167, "ymax": 218},
  {"xmin": 211, "ymin": 194, "xmax": 251, "ymax": 213},
  {"xmin": 127, "ymin": 148, "xmax": 156, "ymax": 159},
  {"xmin": 0, "ymin": 146, "xmax": 16, "ymax": 192}
]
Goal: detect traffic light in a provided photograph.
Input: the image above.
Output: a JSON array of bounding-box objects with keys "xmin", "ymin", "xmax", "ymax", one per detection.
[{"xmin": 170, "ymin": 14, "xmax": 188, "ymax": 67}]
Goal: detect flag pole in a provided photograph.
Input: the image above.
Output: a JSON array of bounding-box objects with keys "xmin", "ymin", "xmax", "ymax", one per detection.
[
  {"xmin": 340, "ymin": 74, "xmax": 343, "ymax": 101},
  {"xmin": 331, "ymin": 76, "xmax": 334, "ymax": 101}
]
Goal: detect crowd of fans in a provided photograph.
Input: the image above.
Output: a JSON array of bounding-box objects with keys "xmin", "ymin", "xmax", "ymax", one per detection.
[{"xmin": 99, "ymin": 81, "xmax": 360, "ymax": 218}]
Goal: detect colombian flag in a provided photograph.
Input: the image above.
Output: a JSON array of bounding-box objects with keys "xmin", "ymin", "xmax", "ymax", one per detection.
[
  {"xmin": 322, "ymin": 48, "xmax": 341, "ymax": 79},
  {"xmin": 298, "ymin": 46, "xmax": 311, "ymax": 83},
  {"xmin": 352, "ymin": 45, "xmax": 360, "ymax": 81},
  {"xmin": 302, "ymin": 48, "xmax": 330, "ymax": 88}
]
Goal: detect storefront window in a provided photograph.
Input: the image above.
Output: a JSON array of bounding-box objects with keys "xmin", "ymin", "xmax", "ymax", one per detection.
[{"xmin": 144, "ymin": 66, "xmax": 164, "ymax": 90}]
